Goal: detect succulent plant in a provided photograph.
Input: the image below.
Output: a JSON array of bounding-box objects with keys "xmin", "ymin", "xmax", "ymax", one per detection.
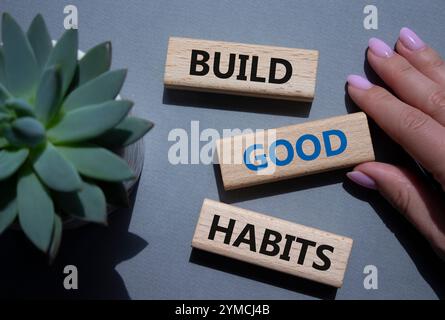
[{"xmin": 0, "ymin": 13, "xmax": 153, "ymax": 259}]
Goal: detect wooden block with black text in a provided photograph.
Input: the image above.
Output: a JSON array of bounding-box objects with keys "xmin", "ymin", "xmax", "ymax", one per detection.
[
  {"xmin": 216, "ymin": 112, "xmax": 375, "ymax": 190},
  {"xmin": 164, "ymin": 37, "xmax": 319, "ymax": 101},
  {"xmin": 192, "ymin": 199, "xmax": 354, "ymax": 288}
]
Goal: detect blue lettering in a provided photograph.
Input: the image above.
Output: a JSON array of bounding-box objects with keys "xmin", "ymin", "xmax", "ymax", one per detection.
[
  {"xmin": 323, "ymin": 130, "xmax": 347, "ymax": 157},
  {"xmin": 243, "ymin": 144, "xmax": 268, "ymax": 171},
  {"xmin": 296, "ymin": 134, "xmax": 321, "ymax": 161},
  {"xmin": 269, "ymin": 139, "xmax": 294, "ymax": 166},
  {"xmin": 243, "ymin": 130, "xmax": 348, "ymax": 171}
]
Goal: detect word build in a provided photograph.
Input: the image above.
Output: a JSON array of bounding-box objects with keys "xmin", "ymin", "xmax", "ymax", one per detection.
[
  {"xmin": 164, "ymin": 37, "xmax": 318, "ymax": 101},
  {"xmin": 192, "ymin": 199, "xmax": 354, "ymax": 287},
  {"xmin": 216, "ymin": 112, "xmax": 375, "ymax": 190}
]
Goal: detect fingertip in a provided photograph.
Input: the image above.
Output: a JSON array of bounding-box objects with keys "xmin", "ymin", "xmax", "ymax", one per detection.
[
  {"xmin": 347, "ymin": 74, "xmax": 374, "ymax": 90},
  {"xmin": 368, "ymin": 37, "xmax": 394, "ymax": 58},
  {"xmin": 399, "ymin": 27, "xmax": 426, "ymax": 51},
  {"xmin": 354, "ymin": 161, "xmax": 395, "ymax": 174},
  {"xmin": 353, "ymin": 162, "xmax": 416, "ymax": 188},
  {"xmin": 368, "ymin": 37, "xmax": 379, "ymax": 47},
  {"xmin": 346, "ymin": 170, "xmax": 378, "ymax": 190}
]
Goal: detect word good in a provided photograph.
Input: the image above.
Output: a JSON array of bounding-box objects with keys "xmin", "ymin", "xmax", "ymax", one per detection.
[
  {"xmin": 164, "ymin": 37, "xmax": 318, "ymax": 101},
  {"xmin": 192, "ymin": 199, "xmax": 353, "ymax": 287},
  {"xmin": 243, "ymin": 129, "xmax": 347, "ymax": 171},
  {"xmin": 216, "ymin": 112, "xmax": 375, "ymax": 190}
]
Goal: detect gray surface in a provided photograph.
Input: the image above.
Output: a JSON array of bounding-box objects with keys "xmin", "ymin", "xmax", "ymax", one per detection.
[{"xmin": 0, "ymin": 0, "xmax": 444, "ymax": 299}]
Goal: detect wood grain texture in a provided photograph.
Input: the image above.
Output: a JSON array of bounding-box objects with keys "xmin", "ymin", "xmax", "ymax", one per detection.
[
  {"xmin": 164, "ymin": 37, "xmax": 318, "ymax": 101},
  {"xmin": 216, "ymin": 112, "xmax": 375, "ymax": 190},
  {"xmin": 192, "ymin": 199, "xmax": 353, "ymax": 287}
]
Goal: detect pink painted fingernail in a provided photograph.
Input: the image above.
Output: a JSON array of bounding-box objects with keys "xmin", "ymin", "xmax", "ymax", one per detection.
[
  {"xmin": 368, "ymin": 37, "xmax": 394, "ymax": 58},
  {"xmin": 347, "ymin": 171, "xmax": 378, "ymax": 190},
  {"xmin": 399, "ymin": 27, "xmax": 426, "ymax": 51},
  {"xmin": 347, "ymin": 75, "xmax": 373, "ymax": 90}
]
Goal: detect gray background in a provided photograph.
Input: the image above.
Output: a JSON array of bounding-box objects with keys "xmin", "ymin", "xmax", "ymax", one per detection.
[{"xmin": 0, "ymin": 0, "xmax": 444, "ymax": 299}]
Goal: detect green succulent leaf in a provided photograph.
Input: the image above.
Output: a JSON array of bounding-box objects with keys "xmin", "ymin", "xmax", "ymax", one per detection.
[
  {"xmin": 35, "ymin": 66, "xmax": 62, "ymax": 123},
  {"xmin": 1, "ymin": 13, "xmax": 39, "ymax": 97},
  {"xmin": 95, "ymin": 116, "xmax": 153, "ymax": 148},
  {"xmin": 27, "ymin": 14, "xmax": 52, "ymax": 71},
  {"xmin": 33, "ymin": 142, "xmax": 82, "ymax": 192},
  {"xmin": 0, "ymin": 47, "xmax": 5, "ymax": 85},
  {"xmin": 57, "ymin": 145, "xmax": 135, "ymax": 182},
  {"xmin": 97, "ymin": 180, "xmax": 129, "ymax": 208},
  {"xmin": 56, "ymin": 181, "xmax": 107, "ymax": 223},
  {"xmin": 0, "ymin": 83, "xmax": 13, "ymax": 105},
  {"xmin": 48, "ymin": 100, "xmax": 132, "ymax": 144},
  {"xmin": 63, "ymin": 69, "xmax": 127, "ymax": 111},
  {"xmin": 18, "ymin": 168, "xmax": 55, "ymax": 252},
  {"xmin": 45, "ymin": 29, "xmax": 78, "ymax": 96},
  {"xmin": 78, "ymin": 42, "xmax": 111, "ymax": 85},
  {"xmin": 0, "ymin": 138, "xmax": 8, "ymax": 149},
  {"xmin": 0, "ymin": 107, "xmax": 13, "ymax": 122},
  {"xmin": 0, "ymin": 178, "xmax": 18, "ymax": 234},
  {"xmin": 5, "ymin": 98, "xmax": 35, "ymax": 117},
  {"xmin": 4, "ymin": 117, "xmax": 45, "ymax": 147},
  {"xmin": 0, "ymin": 149, "xmax": 29, "ymax": 180},
  {"xmin": 49, "ymin": 214, "xmax": 62, "ymax": 262}
]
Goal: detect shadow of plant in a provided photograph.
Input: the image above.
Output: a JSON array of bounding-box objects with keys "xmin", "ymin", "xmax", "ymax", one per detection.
[{"xmin": 0, "ymin": 182, "xmax": 147, "ymax": 299}]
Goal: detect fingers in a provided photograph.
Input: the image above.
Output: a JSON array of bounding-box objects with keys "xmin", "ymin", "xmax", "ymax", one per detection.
[
  {"xmin": 347, "ymin": 162, "xmax": 445, "ymax": 259},
  {"xmin": 367, "ymin": 38, "xmax": 445, "ymax": 126},
  {"xmin": 347, "ymin": 77, "xmax": 445, "ymax": 187},
  {"xmin": 397, "ymin": 27, "xmax": 445, "ymax": 87}
]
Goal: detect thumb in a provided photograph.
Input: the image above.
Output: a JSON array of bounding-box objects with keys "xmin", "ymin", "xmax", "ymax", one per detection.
[{"xmin": 347, "ymin": 162, "xmax": 445, "ymax": 259}]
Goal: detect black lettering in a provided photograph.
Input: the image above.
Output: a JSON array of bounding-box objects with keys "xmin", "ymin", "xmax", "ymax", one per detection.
[
  {"xmin": 295, "ymin": 238, "xmax": 316, "ymax": 265},
  {"xmin": 250, "ymin": 56, "xmax": 266, "ymax": 82},
  {"xmin": 233, "ymin": 224, "xmax": 256, "ymax": 252},
  {"xmin": 208, "ymin": 215, "xmax": 235, "ymax": 244},
  {"xmin": 312, "ymin": 244, "xmax": 334, "ymax": 271},
  {"xmin": 259, "ymin": 229, "xmax": 282, "ymax": 256},
  {"xmin": 279, "ymin": 234, "xmax": 296, "ymax": 261},
  {"xmin": 236, "ymin": 54, "xmax": 249, "ymax": 80},
  {"xmin": 269, "ymin": 58, "xmax": 293, "ymax": 84},
  {"xmin": 213, "ymin": 52, "xmax": 236, "ymax": 79},
  {"xmin": 190, "ymin": 50, "xmax": 210, "ymax": 76}
]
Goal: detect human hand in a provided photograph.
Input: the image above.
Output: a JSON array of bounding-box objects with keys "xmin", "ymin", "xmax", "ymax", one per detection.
[{"xmin": 346, "ymin": 28, "xmax": 445, "ymax": 260}]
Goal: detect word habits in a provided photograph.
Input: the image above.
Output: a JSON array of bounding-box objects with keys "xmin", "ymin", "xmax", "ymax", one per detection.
[
  {"xmin": 192, "ymin": 199, "xmax": 354, "ymax": 287},
  {"xmin": 164, "ymin": 37, "xmax": 318, "ymax": 101}
]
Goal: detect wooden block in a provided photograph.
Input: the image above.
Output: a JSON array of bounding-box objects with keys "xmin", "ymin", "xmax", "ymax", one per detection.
[
  {"xmin": 192, "ymin": 199, "xmax": 353, "ymax": 287},
  {"xmin": 216, "ymin": 112, "xmax": 375, "ymax": 190},
  {"xmin": 164, "ymin": 37, "xmax": 319, "ymax": 102}
]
